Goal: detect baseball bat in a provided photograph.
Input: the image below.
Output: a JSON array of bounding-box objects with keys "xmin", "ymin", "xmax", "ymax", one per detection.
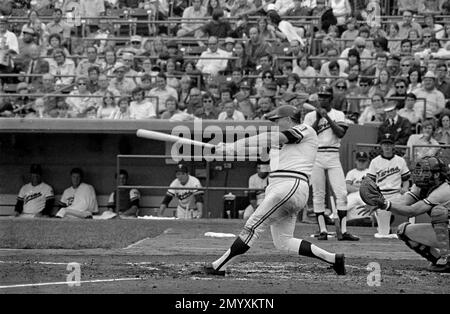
[
  {"xmin": 302, "ymin": 103, "xmax": 316, "ymax": 111},
  {"xmin": 136, "ymin": 129, "xmax": 215, "ymax": 149}
]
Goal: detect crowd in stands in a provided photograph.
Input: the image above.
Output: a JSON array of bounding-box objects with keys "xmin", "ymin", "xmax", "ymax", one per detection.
[{"xmin": 1, "ymin": 0, "xmax": 450, "ymax": 152}]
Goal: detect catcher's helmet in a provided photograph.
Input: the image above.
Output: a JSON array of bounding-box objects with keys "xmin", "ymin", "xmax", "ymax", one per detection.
[
  {"xmin": 317, "ymin": 85, "xmax": 333, "ymax": 98},
  {"xmin": 412, "ymin": 156, "xmax": 448, "ymax": 188}
]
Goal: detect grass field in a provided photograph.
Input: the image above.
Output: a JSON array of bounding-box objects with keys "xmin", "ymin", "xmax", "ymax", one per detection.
[{"xmin": 0, "ymin": 217, "xmax": 449, "ymax": 295}]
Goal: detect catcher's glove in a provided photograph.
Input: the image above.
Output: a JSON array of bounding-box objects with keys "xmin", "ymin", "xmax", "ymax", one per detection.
[{"xmin": 359, "ymin": 177, "xmax": 390, "ymax": 210}]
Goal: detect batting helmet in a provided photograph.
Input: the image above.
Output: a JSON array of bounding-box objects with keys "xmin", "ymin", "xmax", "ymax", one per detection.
[
  {"xmin": 412, "ymin": 156, "xmax": 448, "ymax": 188},
  {"xmin": 317, "ymin": 85, "xmax": 333, "ymax": 98}
]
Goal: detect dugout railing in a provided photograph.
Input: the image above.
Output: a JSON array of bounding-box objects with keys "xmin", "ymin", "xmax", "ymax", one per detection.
[{"xmin": 116, "ymin": 154, "xmax": 265, "ymax": 218}]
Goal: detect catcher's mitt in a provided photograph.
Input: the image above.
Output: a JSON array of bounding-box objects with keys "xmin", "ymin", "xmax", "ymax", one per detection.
[{"xmin": 359, "ymin": 177, "xmax": 386, "ymax": 208}]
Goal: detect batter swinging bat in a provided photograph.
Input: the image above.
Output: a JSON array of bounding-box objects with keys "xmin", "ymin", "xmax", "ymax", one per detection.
[{"xmin": 136, "ymin": 129, "xmax": 215, "ymax": 149}]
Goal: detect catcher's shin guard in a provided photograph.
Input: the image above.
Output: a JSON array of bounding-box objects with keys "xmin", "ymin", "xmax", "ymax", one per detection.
[
  {"xmin": 430, "ymin": 205, "xmax": 450, "ymax": 258},
  {"xmin": 397, "ymin": 222, "xmax": 440, "ymax": 264}
]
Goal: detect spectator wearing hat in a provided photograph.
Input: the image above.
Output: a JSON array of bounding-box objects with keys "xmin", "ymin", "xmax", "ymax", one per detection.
[
  {"xmin": 345, "ymin": 152, "xmax": 371, "ymax": 224},
  {"xmin": 18, "ymin": 26, "xmax": 37, "ymax": 59},
  {"xmin": 223, "ymin": 37, "xmax": 235, "ymax": 55},
  {"xmin": 129, "ymin": 86, "xmax": 157, "ymax": 119},
  {"xmin": 159, "ymin": 164, "xmax": 204, "ymax": 219},
  {"xmin": 15, "ymin": 164, "xmax": 54, "ymax": 218},
  {"xmin": 76, "ymin": 46, "xmax": 105, "ymax": 78},
  {"xmin": 218, "ymin": 101, "xmax": 246, "ymax": 121},
  {"xmin": 386, "ymin": 54, "xmax": 402, "ymax": 78},
  {"xmin": 0, "ymin": 15, "xmax": 19, "ymax": 56},
  {"xmin": 120, "ymin": 51, "xmax": 139, "ymax": 82},
  {"xmin": 196, "ymin": 36, "xmax": 229, "ymax": 77},
  {"xmin": 177, "ymin": 0, "xmax": 207, "ymax": 37},
  {"xmin": 110, "ymin": 62, "xmax": 137, "ymax": 95},
  {"xmin": 377, "ymin": 101, "xmax": 412, "ymax": 145},
  {"xmin": 413, "ymin": 71, "xmax": 446, "ymax": 119},
  {"xmin": 148, "ymin": 72, "xmax": 179, "ymax": 114},
  {"xmin": 47, "ymin": 48, "xmax": 75, "ymax": 86},
  {"xmin": 407, "ymin": 119, "xmax": 441, "ymax": 162}
]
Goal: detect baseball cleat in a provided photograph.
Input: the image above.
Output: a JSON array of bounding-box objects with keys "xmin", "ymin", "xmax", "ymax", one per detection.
[
  {"xmin": 333, "ymin": 254, "xmax": 346, "ymax": 275},
  {"xmin": 338, "ymin": 232, "xmax": 360, "ymax": 241},
  {"xmin": 428, "ymin": 258, "xmax": 450, "ymax": 273},
  {"xmin": 203, "ymin": 264, "xmax": 225, "ymax": 276},
  {"xmin": 317, "ymin": 232, "xmax": 328, "ymax": 240}
]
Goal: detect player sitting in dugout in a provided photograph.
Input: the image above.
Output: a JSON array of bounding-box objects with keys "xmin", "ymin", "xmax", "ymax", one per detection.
[
  {"xmin": 159, "ymin": 164, "xmax": 204, "ymax": 219},
  {"xmin": 15, "ymin": 164, "xmax": 55, "ymax": 218},
  {"xmin": 54, "ymin": 168, "xmax": 98, "ymax": 219},
  {"xmin": 107, "ymin": 169, "xmax": 141, "ymax": 218}
]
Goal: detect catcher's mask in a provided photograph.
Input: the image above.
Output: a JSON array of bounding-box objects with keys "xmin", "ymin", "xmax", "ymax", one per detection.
[{"xmin": 412, "ymin": 156, "xmax": 447, "ymax": 188}]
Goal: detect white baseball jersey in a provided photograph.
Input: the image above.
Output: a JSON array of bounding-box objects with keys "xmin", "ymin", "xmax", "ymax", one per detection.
[
  {"xmin": 60, "ymin": 183, "xmax": 98, "ymax": 213},
  {"xmin": 168, "ymin": 175, "xmax": 203, "ymax": 209},
  {"xmin": 367, "ymin": 155, "xmax": 410, "ymax": 195},
  {"xmin": 345, "ymin": 168, "xmax": 369, "ymax": 187},
  {"xmin": 269, "ymin": 124, "xmax": 318, "ymax": 178},
  {"xmin": 18, "ymin": 182, "xmax": 54, "ymax": 214},
  {"xmin": 248, "ymin": 173, "xmax": 268, "ymax": 206},
  {"xmin": 303, "ymin": 108, "xmax": 347, "ymax": 153}
]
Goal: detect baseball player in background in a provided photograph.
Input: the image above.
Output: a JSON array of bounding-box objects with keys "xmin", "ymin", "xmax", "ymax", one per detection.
[
  {"xmin": 346, "ymin": 151, "xmax": 372, "ymax": 223},
  {"xmin": 240, "ymin": 161, "xmax": 270, "ymax": 221},
  {"xmin": 55, "ymin": 168, "xmax": 98, "ymax": 219},
  {"xmin": 15, "ymin": 164, "xmax": 54, "ymax": 218},
  {"xmin": 107, "ymin": 169, "xmax": 141, "ymax": 217},
  {"xmin": 159, "ymin": 164, "xmax": 204, "ymax": 219},
  {"xmin": 304, "ymin": 85, "xmax": 359, "ymax": 241},
  {"xmin": 360, "ymin": 156, "xmax": 450, "ymax": 272},
  {"xmin": 204, "ymin": 105, "xmax": 346, "ymax": 276},
  {"xmin": 366, "ymin": 133, "xmax": 411, "ymax": 238}
]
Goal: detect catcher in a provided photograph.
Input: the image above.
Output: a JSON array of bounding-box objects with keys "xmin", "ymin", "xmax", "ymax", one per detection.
[{"xmin": 359, "ymin": 156, "xmax": 450, "ymax": 273}]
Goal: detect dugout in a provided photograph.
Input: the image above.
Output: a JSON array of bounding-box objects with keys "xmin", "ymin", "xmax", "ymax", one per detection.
[{"xmin": 0, "ymin": 118, "xmax": 429, "ymax": 223}]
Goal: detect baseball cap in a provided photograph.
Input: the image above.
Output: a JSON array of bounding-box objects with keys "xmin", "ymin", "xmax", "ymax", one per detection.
[
  {"xmin": 176, "ymin": 163, "xmax": 189, "ymax": 174},
  {"xmin": 423, "ymin": 71, "xmax": 437, "ymax": 80},
  {"xmin": 113, "ymin": 62, "xmax": 126, "ymax": 72},
  {"xmin": 265, "ymin": 105, "xmax": 298, "ymax": 121},
  {"xmin": 17, "ymin": 82, "xmax": 29, "ymax": 92},
  {"xmin": 225, "ymin": 37, "xmax": 235, "ymax": 44},
  {"xmin": 380, "ymin": 133, "xmax": 395, "ymax": 144},
  {"xmin": 22, "ymin": 27, "xmax": 35, "ymax": 35},
  {"xmin": 239, "ymin": 80, "xmax": 251, "ymax": 89},
  {"xmin": 317, "ymin": 85, "xmax": 333, "ymax": 98},
  {"xmin": 355, "ymin": 151, "xmax": 369, "ymax": 161},
  {"xmin": 30, "ymin": 164, "xmax": 42, "ymax": 175},
  {"xmin": 130, "ymin": 35, "xmax": 142, "ymax": 43},
  {"xmin": 384, "ymin": 101, "xmax": 397, "ymax": 112}
]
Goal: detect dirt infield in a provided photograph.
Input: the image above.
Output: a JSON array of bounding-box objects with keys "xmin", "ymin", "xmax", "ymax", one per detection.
[{"xmin": 0, "ymin": 218, "xmax": 449, "ymax": 294}]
